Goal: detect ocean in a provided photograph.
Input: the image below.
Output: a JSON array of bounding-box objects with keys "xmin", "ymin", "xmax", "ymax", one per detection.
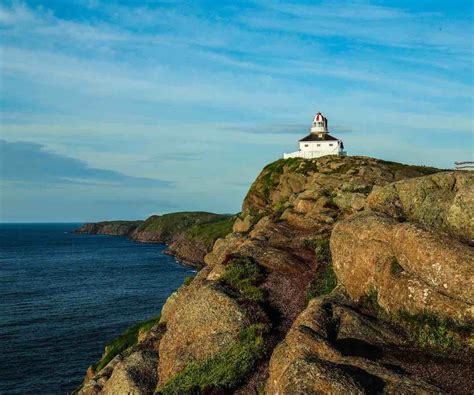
[{"xmin": 0, "ymin": 223, "xmax": 194, "ymax": 394}]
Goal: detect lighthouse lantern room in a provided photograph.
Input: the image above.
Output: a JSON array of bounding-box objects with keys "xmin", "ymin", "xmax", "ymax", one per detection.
[{"xmin": 283, "ymin": 112, "xmax": 346, "ymax": 159}]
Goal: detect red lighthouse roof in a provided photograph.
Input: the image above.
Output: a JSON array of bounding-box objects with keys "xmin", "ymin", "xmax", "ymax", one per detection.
[{"xmin": 313, "ymin": 112, "xmax": 326, "ymax": 123}]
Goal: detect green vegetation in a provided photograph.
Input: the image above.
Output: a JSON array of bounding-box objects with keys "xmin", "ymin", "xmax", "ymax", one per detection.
[
  {"xmin": 136, "ymin": 212, "xmax": 233, "ymax": 242},
  {"xmin": 397, "ymin": 310, "xmax": 463, "ymax": 352},
  {"xmin": 360, "ymin": 288, "xmax": 386, "ymax": 318},
  {"xmin": 390, "ymin": 257, "xmax": 404, "ymax": 277},
  {"xmin": 184, "ymin": 216, "xmax": 235, "ymax": 248},
  {"xmin": 378, "ymin": 160, "xmax": 441, "ymax": 175},
  {"xmin": 248, "ymin": 207, "xmax": 266, "ymax": 224},
  {"xmin": 93, "ymin": 316, "xmax": 162, "ymax": 372},
  {"xmin": 315, "ymin": 238, "xmax": 331, "ymax": 263},
  {"xmin": 307, "ymin": 263, "xmax": 337, "ymax": 300},
  {"xmin": 306, "ymin": 238, "xmax": 337, "ymax": 300},
  {"xmin": 359, "ymin": 290, "xmax": 466, "ymax": 353},
  {"xmin": 160, "ymin": 324, "xmax": 267, "ymax": 395},
  {"xmin": 221, "ymin": 256, "xmax": 265, "ymax": 303},
  {"xmin": 272, "ymin": 200, "xmax": 288, "ymax": 220},
  {"xmin": 254, "ymin": 158, "xmax": 320, "ymax": 200},
  {"xmin": 182, "ymin": 276, "xmax": 194, "ymax": 287}
]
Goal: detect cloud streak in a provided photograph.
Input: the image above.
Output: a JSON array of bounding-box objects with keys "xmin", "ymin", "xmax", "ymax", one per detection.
[{"xmin": 0, "ymin": 140, "xmax": 173, "ymax": 187}]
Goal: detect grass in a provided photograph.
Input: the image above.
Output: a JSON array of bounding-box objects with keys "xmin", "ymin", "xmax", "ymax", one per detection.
[
  {"xmin": 182, "ymin": 276, "xmax": 194, "ymax": 287},
  {"xmin": 135, "ymin": 212, "xmax": 233, "ymax": 242},
  {"xmin": 253, "ymin": 158, "xmax": 316, "ymax": 201},
  {"xmin": 307, "ymin": 263, "xmax": 337, "ymax": 300},
  {"xmin": 306, "ymin": 238, "xmax": 337, "ymax": 300},
  {"xmin": 93, "ymin": 316, "xmax": 162, "ymax": 372},
  {"xmin": 397, "ymin": 310, "xmax": 464, "ymax": 352},
  {"xmin": 314, "ymin": 239, "xmax": 331, "ymax": 263},
  {"xmin": 184, "ymin": 216, "xmax": 235, "ymax": 248},
  {"xmin": 220, "ymin": 256, "xmax": 265, "ymax": 303},
  {"xmin": 160, "ymin": 324, "xmax": 267, "ymax": 395},
  {"xmin": 248, "ymin": 207, "xmax": 266, "ymax": 224},
  {"xmin": 359, "ymin": 288, "xmax": 386, "ymax": 319},
  {"xmin": 377, "ymin": 160, "xmax": 441, "ymax": 175},
  {"xmin": 359, "ymin": 290, "xmax": 465, "ymax": 354},
  {"xmin": 272, "ymin": 200, "xmax": 287, "ymax": 220}
]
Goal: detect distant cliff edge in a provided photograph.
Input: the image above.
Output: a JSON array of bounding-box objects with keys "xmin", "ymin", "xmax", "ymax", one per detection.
[{"xmin": 75, "ymin": 212, "xmax": 235, "ymax": 268}]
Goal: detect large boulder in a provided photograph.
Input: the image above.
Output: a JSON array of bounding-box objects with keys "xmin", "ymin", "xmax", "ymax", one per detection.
[
  {"xmin": 101, "ymin": 350, "xmax": 158, "ymax": 394},
  {"xmin": 331, "ymin": 211, "xmax": 474, "ymax": 324},
  {"xmin": 157, "ymin": 283, "xmax": 251, "ymax": 386},
  {"xmin": 367, "ymin": 171, "xmax": 474, "ymax": 243}
]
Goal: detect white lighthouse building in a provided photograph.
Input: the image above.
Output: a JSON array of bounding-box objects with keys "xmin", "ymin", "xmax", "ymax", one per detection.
[{"xmin": 283, "ymin": 112, "xmax": 346, "ymax": 159}]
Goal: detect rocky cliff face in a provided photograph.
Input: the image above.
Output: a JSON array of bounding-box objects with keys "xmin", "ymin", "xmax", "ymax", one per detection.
[
  {"xmin": 75, "ymin": 221, "xmax": 143, "ymax": 236},
  {"xmin": 78, "ymin": 156, "xmax": 473, "ymax": 394}
]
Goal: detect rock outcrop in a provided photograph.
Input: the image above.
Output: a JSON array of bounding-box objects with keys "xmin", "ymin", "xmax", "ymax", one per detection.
[
  {"xmin": 77, "ymin": 156, "xmax": 473, "ymax": 395},
  {"xmin": 266, "ymin": 292, "xmax": 443, "ymax": 394},
  {"xmin": 367, "ymin": 171, "xmax": 474, "ymax": 243},
  {"xmin": 332, "ymin": 171, "xmax": 474, "ymax": 325},
  {"xmin": 75, "ymin": 221, "xmax": 143, "ymax": 236}
]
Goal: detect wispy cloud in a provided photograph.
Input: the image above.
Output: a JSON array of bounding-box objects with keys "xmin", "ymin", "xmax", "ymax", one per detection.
[{"xmin": 0, "ymin": 140, "xmax": 173, "ymax": 187}]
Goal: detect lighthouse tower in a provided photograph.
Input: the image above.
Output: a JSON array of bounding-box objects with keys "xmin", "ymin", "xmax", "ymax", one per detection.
[
  {"xmin": 283, "ymin": 112, "xmax": 346, "ymax": 159},
  {"xmin": 311, "ymin": 112, "xmax": 328, "ymax": 134}
]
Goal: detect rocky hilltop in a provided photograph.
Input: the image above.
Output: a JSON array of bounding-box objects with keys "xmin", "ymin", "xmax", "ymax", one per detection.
[
  {"xmin": 75, "ymin": 220, "xmax": 144, "ymax": 236},
  {"xmin": 77, "ymin": 156, "xmax": 473, "ymax": 394},
  {"xmin": 76, "ymin": 212, "xmax": 234, "ymax": 267}
]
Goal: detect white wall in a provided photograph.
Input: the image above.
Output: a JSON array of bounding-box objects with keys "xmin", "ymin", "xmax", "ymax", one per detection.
[{"xmin": 283, "ymin": 139, "xmax": 345, "ymax": 159}]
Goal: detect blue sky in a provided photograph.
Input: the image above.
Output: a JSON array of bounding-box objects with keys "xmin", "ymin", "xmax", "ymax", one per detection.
[{"xmin": 1, "ymin": 0, "xmax": 473, "ymax": 222}]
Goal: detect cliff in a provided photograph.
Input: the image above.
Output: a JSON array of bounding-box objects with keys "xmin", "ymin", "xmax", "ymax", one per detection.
[
  {"xmin": 78, "ymin": 156, "xmax": 473, "ymax": 395},
  {"xmin": 75, "ymin": 220, "xmax": 143, "ymax": 236},
  {"xmin": 76, "ymin": 212, "xmax": 234, "ymax": 268}
]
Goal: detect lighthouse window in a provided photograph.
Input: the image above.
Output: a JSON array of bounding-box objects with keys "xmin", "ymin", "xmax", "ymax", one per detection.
[
  {"xmin": 329, "ymin": 144, "xmax": 333, "ymax": 146},
  {"xmin": 317, "ymin": 144, "xmax": 321, "ymax": 147},
  {"xmin": 304, "ymin": 144, "xmax": 309, "ymax": 147}
]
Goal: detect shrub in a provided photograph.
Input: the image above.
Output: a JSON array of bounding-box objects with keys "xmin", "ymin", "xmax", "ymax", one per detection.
[
  {"xmin": 272, "ymin": 200, "xmax": 287, "ymax": 220},
  {"xmin": 185, "ymin": 216, "xmax": 235, "ymax": 248},
  {"xmin": 182, "ymin": 276, "xmax": 194, "ymax": 287},
  {"xmin": 359, "ymin": 288, "xmax": 386, "ymax": 319},
  {"xmin": 160, "ymin": 324, "xmax": 267, "ymax": 394},
  {"xmin": 93, "ymin": 316, "xmax": 161, "ymax": 372},
  {"xmin": 221, "ymin": 256, "xmax": 265, "ymax": 303},
  {"xmin": 307, "ymin": 263, "xmax": 337, "ymax": 300},
  {"xmin": 315, "ymin": 239, "xmax": 331, "ymax": 264},
  {"xmin": 397, "ymin": 310, "xmax": 463, "ymax": 352}
]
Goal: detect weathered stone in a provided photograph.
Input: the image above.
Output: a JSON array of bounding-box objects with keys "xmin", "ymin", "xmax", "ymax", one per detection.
[
  {"xmin": 204, "ymin": 233, "xmax": 245, "ymax": 266},
  {"xmin": 157, "ymin": 284, "xmax": 251, "ymax": 386},
  {"xmin": 102, "ymin": 350, "xmax": 158, "ymax": 395},
  {"xmin": 331, "ymin": 211, "xmax": 474, "ymax": 323},
  {"xmin": 266, "ymin": 296, "xmax": 441, "ymax": 394},
  {"xmin": 233, "ymin": 214, "xmax": 253, "ymax": 233},
  {"xmin": 367, "ymin": 171, "xmax": 474, "ymax": 242},
  {"xmin": 333, "ymin": 191, "xmax": 366, "ymax": 211}
]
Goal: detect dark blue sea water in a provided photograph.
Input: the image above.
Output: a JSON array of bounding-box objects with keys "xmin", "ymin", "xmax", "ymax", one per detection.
[{"xmin": 0, "ymin": 223, "xmax": 194, "ymax": 394}]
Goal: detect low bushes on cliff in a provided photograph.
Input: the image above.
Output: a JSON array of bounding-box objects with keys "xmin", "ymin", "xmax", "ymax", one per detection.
[
  {"xmin": 306, "ymin": 239, "xmax": 337, "ymax": 300},
  {"xmin": 93, "ymin": 316, "xmax": 162, "ymax": 372},
  {"xmin": 184, "ymin": 215, "xmax": 235, "ymax": 249},
  {"xmin": 134, "ymin": 212, "xmax": 233, "ymax": 242},
  {"xmin": 159, "ymin": 324, "xmax": 267, "ymax": 395},
  {"xmin": 220, "ymin": 256, "xmax": 265, "ymax": 303}
]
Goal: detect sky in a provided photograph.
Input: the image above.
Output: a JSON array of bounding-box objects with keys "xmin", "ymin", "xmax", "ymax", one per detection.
[{"xmin": 0, "ymin": 0, "xmax": 473, "ymax": 222}]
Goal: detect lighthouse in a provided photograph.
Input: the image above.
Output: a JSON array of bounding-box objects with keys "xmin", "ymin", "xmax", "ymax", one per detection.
[{"xmin": 283, "ymin": 112, "xmax": 346, "ymax": 159}]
